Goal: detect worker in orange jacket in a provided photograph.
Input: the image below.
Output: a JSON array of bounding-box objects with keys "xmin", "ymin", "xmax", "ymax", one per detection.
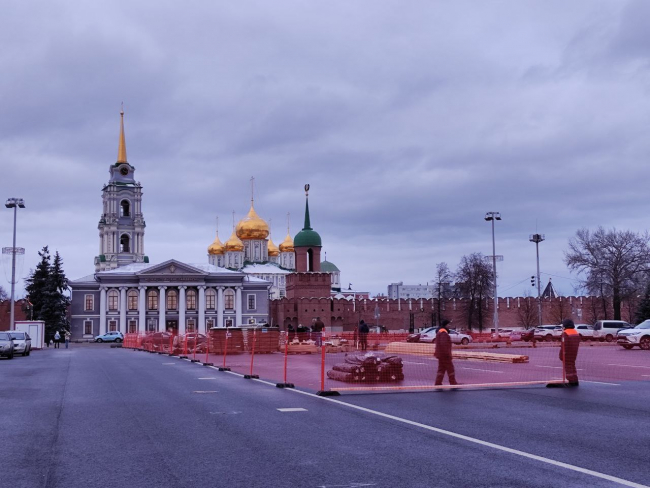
[
  {"xmin": 434, "ymin": 320, "xmax": 458, "ymax": 386},
  {"xmin": 548, "ymin": 319, "xmax": 581, "ymax": 387}
]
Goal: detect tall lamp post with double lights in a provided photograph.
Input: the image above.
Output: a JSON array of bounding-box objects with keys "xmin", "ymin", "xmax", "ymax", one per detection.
[
  {"xmin": 529, "ymin": 233, "xmax": 545, "ymax": 327},
  {"xmin": 485, "ymin": 212, "xmax": 502, "ymax": 337},
  {"xmin": 4, "ymin": 198, "xmax": 26, "ymax": 331}
]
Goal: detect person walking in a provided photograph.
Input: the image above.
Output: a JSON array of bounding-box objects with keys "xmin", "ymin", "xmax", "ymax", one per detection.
[
  {"xmin": 358, "ymin": 320, "xmax": 369, "ymax": 351},
  {"xmin": 434, "ymin": 320, "xmax": 458, "ymax": 387},
  {"xmin": 548, "ymin": 319, "xmax": 581, "ymax": 388},
  {"xmin": 54, "ymin": 330, "xmax": 61, "ymax": 349},
  {"xmin": 312, "ymin": 317, "xmax": 324, "ymax": 347},
  {"xmin": 64, "ymin": 330, "xmax": 71, "ymax": 349}
]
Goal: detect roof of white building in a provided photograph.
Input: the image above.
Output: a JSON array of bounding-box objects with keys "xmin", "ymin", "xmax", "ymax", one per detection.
[
  {"xmin": 241, "ymin": 263, "xmax": 291, "ymax": 274},
  {"xmin": 72, "ymin": 260, "xmax": 269, "ymax": 284}
]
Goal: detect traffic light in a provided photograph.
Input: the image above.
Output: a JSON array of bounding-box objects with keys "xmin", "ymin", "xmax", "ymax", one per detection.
[{"xmin": 531, "ymin": 275, "xmax": 536, "ymax": 287}]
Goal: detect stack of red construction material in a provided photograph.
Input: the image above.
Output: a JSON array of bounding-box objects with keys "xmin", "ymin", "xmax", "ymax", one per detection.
[{"xmin": 327, "ymin": 353, "xmax": 404, "ymax": 383}]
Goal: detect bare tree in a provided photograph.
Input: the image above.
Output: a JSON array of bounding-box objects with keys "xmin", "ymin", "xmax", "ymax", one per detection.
[
  {"xmin": 565, "ymin": 227, "xmax": 650, "ymax": 320},
  {"xmin": 434, "ymin": 262, "xmax": 453, "ymax": 326},
  {"xmin": 0, "ymin": 285, "xmax": 7, "ymax": 301},
  {"xmin": 455, "ymin": 253, "xmax": 494, "ymax": 331},
  {"xmin": 517, "ymin": 292, "xmax": 537, "ymax": 329}
]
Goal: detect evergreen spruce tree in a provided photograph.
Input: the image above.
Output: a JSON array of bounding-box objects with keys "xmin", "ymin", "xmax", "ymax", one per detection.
[
  {"xmin": 48, "ymin": 251, "xmax": 70, "ymax": 332},
  {"xmin": 24, "ymin": 247, "xmax": 70, "ymax": 337},
  {"xmin": 634, "ymin": 282, "xmax": 650, "ymax": 324},
  {"xmin": 24, "ymin": 246, "xmax": 51, "ymax": 324}
]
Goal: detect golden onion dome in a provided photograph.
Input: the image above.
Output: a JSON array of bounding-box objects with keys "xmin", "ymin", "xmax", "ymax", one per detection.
[
  {"xmin": 207, "ymin": 233, "xmax": 225, "ymax": 255},
  {"xmin": 267, "ymin": 237, "xmax": 280, "ymax": 257},
  {"xmin": 225, "ymin": 229, "xmax": 244, "ymax": 252},
  {"xmin": 236, "ymin": 204, "xmax": 270, "ymax": 240},
  {"xmin": 279, "ymin": 233, "xmax": 294, "ymax": 253}
]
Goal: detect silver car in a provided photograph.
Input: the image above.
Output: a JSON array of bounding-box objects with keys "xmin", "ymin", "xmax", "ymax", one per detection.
[
  {"xmin": 8, "ymin": 331, "xmax": 32, "ymax": 356},
  {"xmin": 0, "ymin": 332, "xmax": 15, "ymax": 359}
]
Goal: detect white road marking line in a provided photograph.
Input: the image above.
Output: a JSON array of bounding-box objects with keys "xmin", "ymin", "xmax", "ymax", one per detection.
[
  {"xmin": 403, "ymin": 361, "xmax": 427, "ymax": 365},
  {"xmin": 277, "ymin": 408, "xmax": 308, "ymax": 412},
  {"xmin": 536, "ymin": 365, "xmax": 562, "ymax": 369},
  {"xmin": 643, "ymin": 375, "xmax": 650, "ymax": 378},
  {"xmin": 192, "ymin": 391, "xmax": 219, "ymax": 394},
  {"xmin": 459, "ymin": 367, "xmax": 504, "ymax": 373},
  {"xmin": 245, "ymin": 378, "xmax": 646, "ymax": 488},
  {"xmin": 197, "ymin": 377, "xmax": 218, "ymax": 380},
  {"xmin": 162, "ymin": 363, "xmax": 176, "ymax": 365},
  {"xmin": 317, "ymin": 484, "xmax": 376, "ymax": 487},
  {"xmin": 608, "ymin": 364, "xmax": 650, "ymax": 369},
  {"xmin": 582, "ymin": 381, "xmax": 620, "ymax": 386}
]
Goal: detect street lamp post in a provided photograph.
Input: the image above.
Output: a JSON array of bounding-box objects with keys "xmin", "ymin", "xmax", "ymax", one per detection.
[
  {"xmin": 5, "ymin": 198, "xmax": 26, "ymax": 331},
  {"xmin": 485, "ymin": 212, "xmax": 501, "ymax": 337},
  {"xmin": 529, "ymin": 233, "xmax": 545, "ymax": 327}
]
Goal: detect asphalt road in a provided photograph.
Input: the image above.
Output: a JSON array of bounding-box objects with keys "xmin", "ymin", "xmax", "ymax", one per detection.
[{"xmin": 2, "ymin": 345, "xmax": 649, "ymax": 488}]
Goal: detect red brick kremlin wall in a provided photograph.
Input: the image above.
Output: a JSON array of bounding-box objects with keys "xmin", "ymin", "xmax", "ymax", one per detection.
[
  {"xmin": 0, "ymin": 299, "xmax": 28, "ymax": 330},
  {"xmin": 270, "ymin": 295, "xmax": 634, "ymax": 332}
]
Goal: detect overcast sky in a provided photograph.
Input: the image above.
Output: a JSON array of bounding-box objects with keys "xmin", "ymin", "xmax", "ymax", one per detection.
[{"xmin": 2, "ymin": 1, "xmax": 650, "ymax": 298}]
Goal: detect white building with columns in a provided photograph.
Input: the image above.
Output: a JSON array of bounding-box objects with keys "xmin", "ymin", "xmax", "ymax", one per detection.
[
  {"xmin": 70, "ymin": 260, "xmax": 270, "ymax": 339},
  {"xmin": 69, "ymin": 111, "xmax": 270, "ymax": 340}
]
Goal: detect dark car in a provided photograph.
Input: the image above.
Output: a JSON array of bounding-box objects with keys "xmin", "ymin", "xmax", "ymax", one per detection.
[
  {"xmin": 0, "ymin": 332, "xmax": 14, "ymax": 359},
  {"xmin": 406, "ymin": 333, "xmax": 421, "ymax": 343},
  {"xmin": 521, "ymin": 329, "xmax": 535, "ymax": 342}
]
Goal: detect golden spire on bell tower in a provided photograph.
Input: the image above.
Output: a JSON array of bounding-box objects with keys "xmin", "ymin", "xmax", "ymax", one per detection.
[{"xmin": 117, "ymin": 103, "xmax": 127, "ymax": 163}]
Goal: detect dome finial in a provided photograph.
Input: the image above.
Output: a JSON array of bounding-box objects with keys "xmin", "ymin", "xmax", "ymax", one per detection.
[
  {"xmin": 250, "ymin": 176, "xmax": 255, "ymax": 205},
  {"xmin": 117, "ymin": 103, "xmax": 127, "ymax": 164}
]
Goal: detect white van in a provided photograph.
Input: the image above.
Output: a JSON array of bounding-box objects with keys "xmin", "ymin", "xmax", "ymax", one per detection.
[{"xmin": 592, "ymin": 320, "xmax": 632, "ymax": 342}]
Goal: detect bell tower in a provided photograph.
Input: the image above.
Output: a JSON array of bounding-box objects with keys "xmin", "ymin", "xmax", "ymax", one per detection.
[
  {"xmin": 285, "ymin": 184, "xmax": 330, "ymax": 299},
  {"xmin": 95, "ymin": 108, "xmax": 147, "ymax": 271}
]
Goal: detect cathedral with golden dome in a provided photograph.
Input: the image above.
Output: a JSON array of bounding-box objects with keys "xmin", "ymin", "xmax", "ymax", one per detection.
[{"xmin": 207, "ymin": 187, "xmax": 296, "ymax": 299}]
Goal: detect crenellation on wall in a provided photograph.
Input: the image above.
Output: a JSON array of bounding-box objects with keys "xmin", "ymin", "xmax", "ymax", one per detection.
[{"xmin": 271, "ymin": 294, "xmax": 639, "ymax": 332}]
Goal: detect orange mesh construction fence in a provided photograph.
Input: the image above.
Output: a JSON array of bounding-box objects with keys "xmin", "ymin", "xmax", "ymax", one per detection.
[{"xmin": 123, "ymin": 327, "xmax": 650, "ymax": 393}]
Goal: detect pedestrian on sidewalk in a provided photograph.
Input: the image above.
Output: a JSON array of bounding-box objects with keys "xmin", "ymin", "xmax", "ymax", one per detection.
[
  {"xmin": 54, "ymin": 330, "xmax": 61, "ymax": 349},
  {"xmin": 434, "ymin": 319, "xmax": 458, "ymax": 387},
  {"xmin": 65, "ymin": 330, "xmax": 71, "ymax": 349}
]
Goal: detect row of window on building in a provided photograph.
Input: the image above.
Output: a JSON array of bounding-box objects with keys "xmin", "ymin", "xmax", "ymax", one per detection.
[
  {"xmin": 83, "ymin": 315, "xmax": 261, "ymax": 336},
  {"xmin": 86, "ymin": 288, "xmax": 256, "ymax": 312}
]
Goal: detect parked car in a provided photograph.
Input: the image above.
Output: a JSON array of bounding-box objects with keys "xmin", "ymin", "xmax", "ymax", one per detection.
[
  {"xmin": 593, "ymin": 320, "xmax": 633, "ymax": 342},
  {"xmin": 0, "ymin": 332, "xmax": 14, "ymax": 359},
  {"xmin": 141, "ymin": 332, "xmax": 173, "ymax": 352},
  {"xmin": 509, "ymin": 330, "xmax": 522, "ymax": 341},
  {"xmin": 520, "ymin": 329, "xmax": 536, "ymax": 342},
  {"xmin": 406, "ymin": 333, "xmax": 421, "ymax": 343},
  {"xmin": 180, "ymin": 333, "xmax": 207, "ymax": 352},
  {"xmin": 574, "ymin": 324, "xmax": 595, "ymax": 341},
  {"xmin": 417, "ymin": 327, "xmax": 472, "ymax": 345},
  {"xmin": 7, "ymin": 331, "xmax": 31, "ymax": 356},
  {"xmin": 617, "ymin": 320, "xmax": 650, "ymax": 350},
  {"xmin": 534, "ymin": 325, "xmax": 563, "ymax": 342},
  {"xmin": 94, "ymin": 331, "xmax": 124, "ymax": 343}
]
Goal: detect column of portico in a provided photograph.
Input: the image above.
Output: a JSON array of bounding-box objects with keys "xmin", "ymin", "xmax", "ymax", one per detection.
[
  {"xmin": 198, "ymin": 286, "xmax": 206, "ymax": 333},
  {"xmin": 138, "ymin": 286, "xmax": 146, "ymax": 332},
  {"xmin": 179, "ymin": 286, "xmax": 186, "ymax": 335},
  {"xmin": 235, "ymin": 286, "xmax": 242, "ymax": 327},
  {"xmin": 99, "ymin": 287, "xmax": 107, "ymax": 335},
  {"xmin": 217, "ymin": 287, "xmax": 224, "ymax": 328},
  {"xmin": 158, "ymin": 286, "xmax": 167, "ymax": 331},
  {"xmin": 119, "ymin": 287, "xmax": 127, "ymax": 333}
]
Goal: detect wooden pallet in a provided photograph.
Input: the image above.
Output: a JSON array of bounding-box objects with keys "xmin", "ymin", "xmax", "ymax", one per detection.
[
  {"xmin": 384, "ymin": 343, "xmax": 528, "ymax": 363},
  {"xmin": 287, "ymin": 343, "xmax": 318, "ymax": 354}
]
